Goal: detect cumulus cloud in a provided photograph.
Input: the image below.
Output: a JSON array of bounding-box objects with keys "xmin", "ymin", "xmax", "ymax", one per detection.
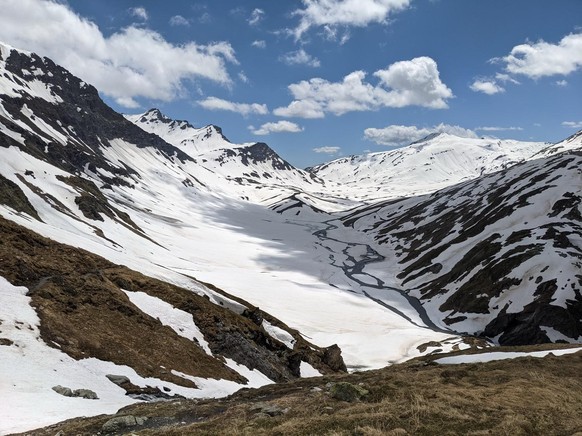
[
  {"xmin": 129, "ymin": 6, "xmax": 148, "ymax": 21},
  {"xmin": 562, "ymin": 121, "xmax": 582, "ymax": 129},
  {"xmin": 313, "ymin": 146, "xmax": 341, "ymax": 154},
  {"xmin": 292, "ymin": 0, "xmax": 411, "ymax": 40},
  {"xmin": 279, "ymin": 49, "xmax": 320, "ymax": 67},
  {"xmin": 250, "ymin": 121, "xmax": 303, "ymax": 135},
  {"xmin": 252, "ymin": 40, "xmax": 266, "ymax": 48},
  {"xmin": 198, "ymin": 97, "xmax": 268, "ymax": 116},
  {"xmin": 169, "ymin": 15, "xmax": 190, "ymax": 26},
  {"xmin": 0, "ymin": 0, "xmax": 237, "ymax": 108},
  {"xmin": 500, "ymin": 33, "xmax": 582, "ymax": 78},
  {"xmin": 470, "ymin": 79, "xmax": 504, "ymax": 95},
  {"xmin": 476, "ymin": 126, "xmax": 523, "ymax": 132},
  {"xmin": 274, "ymin": 57, "xmax": 452, "ymax": 118},
  {"xmin": 364, "ymin": 123, "xmax": 477, "ymax": 146},
  {"xmin": 248, "ymin": 8, "xmax": 265, "ymax": 26}
]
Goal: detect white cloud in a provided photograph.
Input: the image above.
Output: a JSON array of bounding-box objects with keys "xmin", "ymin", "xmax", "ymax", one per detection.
[
  {"xmin": 556, "ymin": 79, "xmax": 568, "ymax": 87},
  {"xmin": 476, "ymin": 126, "xmax": 523, "ymax": 132},
  {"xmin": 238, "ymin": 72, "xmax": 249, "ymax": 83},
  {"xmin": 500, "ymin": 33, "xmax": 582, "ymax": 78},
  {"xmin": 562, "ymin": 121, "xmax": 582, "ymax": 129},
  {"xmin": 273, "ymin": 100, "xmax": 326, "ymax": 119},
  {"xmin": 292, "ymin": 0, "xmax": 411, "ymax": 40},
  {"xmin": 322, "ymin": 25, "xmax": 351, "ymax": 44},
  {"xmin": 495, "ymin": 73, "xmax": 520, "ymax": 84},
  {"xmin": 470, "ymin": 79, "xmax": 504, "ymax": 95},
  {"xmin": 250, "ymin": 121, "xmax": 303, "ymax": 135},
  {"xmin": 279, "ymin": 49, "xmax": 321, "ymax": 67},
  {"xmin": 129, "ymin": 6, "xmax": 148, "ymax": 21},
  {"xmin": 274, "ymin": 57, "xmax": 452, "ymax": 118},
  {"xmin": 0, "ymin": 0, "xmax": 237, "ymax": 108},
  {"xmin": 169, "ymin": 15, "xmax": 190, "ymax": 26},
  {"xmin": 313, "ymin": 146, "xmax": 341, "ymax": 154},
  {"xmin": 198, "ymin": 12, "xmax": 212, "ymax": 24},
  {"xmin": 364, "ymin": 123, "xmax": 477, "ymax": 146},
  {"xmin": 115, "ymin": 97, "xmax": 140, "ymax": 109},
  {"xmin": 252, "ymin": 40, "xmax": 266, "ymax": 49},
  {"xmin": 198, "ymin": 97, "xmax": 268, "ymax": 116},
  {"xmin": 248, "ymin": 8, "xmax": 265, "ymax": 26}
]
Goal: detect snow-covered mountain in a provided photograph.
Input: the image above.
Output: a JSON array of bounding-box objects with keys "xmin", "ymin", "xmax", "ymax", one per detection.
[
  {"xmin": 534, "ymin": 129, "xmax": 582, "ymax": 157},
  {"xmin": 1, "ymin": 40, "xmax": 582, "ymax": 433},
  {"xmin": 339, "ymin": 150, "xmax": 582, "ymax": 344},
  {"xmin": 308, "ymin": 133, "xmax": 548, "ymax": 201},
  {"xmin": 125, "ymin": 108, "xmax": 233, "ymax": 155}
]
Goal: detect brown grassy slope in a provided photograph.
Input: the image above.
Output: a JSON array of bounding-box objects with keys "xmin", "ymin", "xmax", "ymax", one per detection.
[
  {"xmin": 0, "ymin": 215, "xmax": 344, "ymax": 388},
  {"xmin": 23, "ymin": 348, "xmax": 582, "ymax": 436}
]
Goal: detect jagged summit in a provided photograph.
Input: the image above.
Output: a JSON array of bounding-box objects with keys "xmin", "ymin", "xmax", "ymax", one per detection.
[{"xmin": 126, "ymin": 108, "xmax": 232, "ymax": 155}]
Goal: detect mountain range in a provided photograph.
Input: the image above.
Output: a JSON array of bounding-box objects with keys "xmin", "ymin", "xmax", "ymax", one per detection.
[{"xmin": 0, "ymin": 41, "xmax": 581, "ymax": 434}]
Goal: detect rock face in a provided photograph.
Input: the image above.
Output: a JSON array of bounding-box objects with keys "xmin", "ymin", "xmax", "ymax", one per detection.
[
  {"xmin": 341, "ymin": 151, "xmax": 582, "ymax": 345},
  {"xmin": 0, "ymin": 44, "xmax": 190, "ymax": 183}
]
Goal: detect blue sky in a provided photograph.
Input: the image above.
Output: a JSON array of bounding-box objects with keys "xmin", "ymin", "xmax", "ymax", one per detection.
[{"xmin": 1, "ymin": 0, "xmax": 582, "ymax": 167}]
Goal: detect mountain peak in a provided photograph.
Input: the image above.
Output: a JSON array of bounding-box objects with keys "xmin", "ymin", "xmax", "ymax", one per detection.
[{"xmin": 409, "ymin": 132, "xmax": 446, "ymax": 145}]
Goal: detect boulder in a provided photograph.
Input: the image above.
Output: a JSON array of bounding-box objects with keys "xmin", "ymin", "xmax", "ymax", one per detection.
[
  {"xmin": 73, "ymin": 388, "xmax": 98, "ymax": 399},
  {"xmin": 52, "ymin": 385, "xmax": 73, "ymax": 397},
  {"xmin": 102, "ymin": 415, "xmax": 147, "ymax": 433},
  {"xmin": 249, "ymin": 402, "xmax": 288, "ymax": 417},
  {"xmin": 329, "ymin": 382, "xmax": 369, "ymax": 402},
  {"xmin": 106, "ymin": 374, "xmax": 131, "ymax": 386}
]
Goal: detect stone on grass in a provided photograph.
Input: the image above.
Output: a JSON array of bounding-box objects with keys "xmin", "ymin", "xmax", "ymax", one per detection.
[
  {"xmin": 329, "ymin": 382, "xmax": 369, "ymax": 402},
  {"xmin": 102, "ymin": 415, "xmax": 147, "ymax": 433}
]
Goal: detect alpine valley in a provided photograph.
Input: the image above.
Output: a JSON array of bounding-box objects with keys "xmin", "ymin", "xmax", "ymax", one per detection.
[{"xmin": 0, "ymin": 42, "xmax": 581, "ymax": 435}]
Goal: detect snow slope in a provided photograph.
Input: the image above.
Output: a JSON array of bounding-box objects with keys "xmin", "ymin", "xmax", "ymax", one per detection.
[
  {"xmin": 309, "ymin": 133, "xmax": 548, "ymax": 201},
  {"xmin": 339, "ymin": 150, "xmax": 582, "ymax": 344}
]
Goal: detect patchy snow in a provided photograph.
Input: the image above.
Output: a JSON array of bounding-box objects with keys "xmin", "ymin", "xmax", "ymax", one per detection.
[
  {"xmin": 123, "ymin": 290, "xmax": 212, "ymax": 355},
  {"xmin": 299, "ymin": 361, "xmax": 323, "ymax": 378},
  {"xmin": 0, "ymin": 275, "xmax": 275, "ymax": 435},
  {"xmin": 541, "ymin": 326, "xmax": 581, "ymax": 343},
  {"xmin": 262, "ymin": 320, "xmax": 296, "ymax": 349},
  {"xmin": 435, "ymin": 347, "xmax": 582, "ymax": 364},
  {"xmin": 172, "ymin": 362, "xmax": 273, "ymax": 399}
]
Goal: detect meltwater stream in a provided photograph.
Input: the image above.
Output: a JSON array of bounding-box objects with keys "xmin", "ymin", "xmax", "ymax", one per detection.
[{"xmin": 308, "ymin": 219, "xmax": 453, "ymax": 335}]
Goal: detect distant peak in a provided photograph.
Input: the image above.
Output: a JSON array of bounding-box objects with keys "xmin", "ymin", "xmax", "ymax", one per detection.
[
  {"xmin": 143, "ymin": 108, "xmax": 169, "ymax": 122},
  {"xmin": 409, "ymin": 132, "xmax": 444, "ymax": 145}
]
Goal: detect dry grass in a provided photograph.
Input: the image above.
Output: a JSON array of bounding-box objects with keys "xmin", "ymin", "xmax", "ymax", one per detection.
[{"xmin": 24, "ymin": 348, "xmax": 582, "ymax": 436}]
